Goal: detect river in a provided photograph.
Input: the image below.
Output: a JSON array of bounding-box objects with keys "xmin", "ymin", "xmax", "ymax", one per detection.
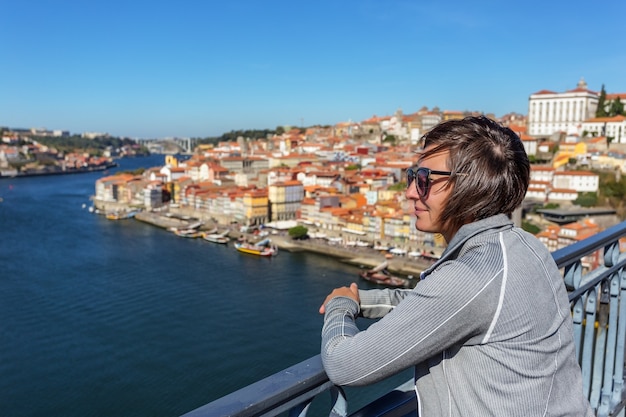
[{"xmin": 0, "ymin": 155, "xmax": 410, "ymax": 417}]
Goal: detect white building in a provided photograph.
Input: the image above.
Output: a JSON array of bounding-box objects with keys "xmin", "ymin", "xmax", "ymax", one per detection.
[
  {"xmin": 581, "ymin": 115, "xmax": 626, "ymax": 144},
  {"xmin": 530, "ymin": 166, "xmax": 555, "ymax": 183},
  {"xmin": 421, "ymin": 113, "xmax": 442, "ymax": 134},
  {"xmin": 521, "ymin": 137, "xmax": 538, "ymax": 157},
  {"xmin": 548, "ymin": 188, "xmax": 579, "ymax": 202},
  {"xmin": 526, "ymin": 167, "xmax": 599, "ymax": 202},
  {"xmin": 528, "ymin": 78, "xmax": 598, "ymax": 137},
  {"xmin": 526, "ymin": 185, "xmax": 547, "ymax": 201},
  {"xmin": 552, "ymin": 171, "xmax": 599, "ymax": 193}
]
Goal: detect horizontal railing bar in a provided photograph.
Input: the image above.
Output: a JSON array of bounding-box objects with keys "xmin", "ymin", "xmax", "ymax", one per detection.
[
  {"xmin": 552, "ymin": 222, "xmax": 626, "ymax": 270},
  {"xmin": 181, "ymin": 355, "xmax": 330, "ymax": 417}
]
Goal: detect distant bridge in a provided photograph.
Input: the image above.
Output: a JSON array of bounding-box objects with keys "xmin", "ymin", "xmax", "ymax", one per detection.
[
  {"xmin": 137, "ymin": 138, "xmax": 198, "ymax": 154},
  {"xmin": 171, "ymin": 138, "xmax": 198, "ymax": 154}
]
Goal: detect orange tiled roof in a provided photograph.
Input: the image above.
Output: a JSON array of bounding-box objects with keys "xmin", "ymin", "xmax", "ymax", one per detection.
[
  {"xmin": 606, "ymin": 93, "xmax": 626, "ymax": 100},
  {"xmin": 532, "ymin": 89, "xmax": 557, "ymax": 95},
  {"xmin": 585, "ymin": 115, "xmax": 626, "ymax": 123},
  {"xmin": 531, "ymin": 166, "xmax": 555, "ymax": 172},
  {"xmin": 554, "ymin": 170, "xmax": 597, "ymax": 176}
]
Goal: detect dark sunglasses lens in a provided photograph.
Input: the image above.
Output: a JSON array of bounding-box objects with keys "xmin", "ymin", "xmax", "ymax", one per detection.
[
  {"xmin": 407, "ymin": 169, "xmax": 415, "ymax": 189},
  {"xmin": 417, "ymin": 169, "xmax": 428, "ymax": 197}
]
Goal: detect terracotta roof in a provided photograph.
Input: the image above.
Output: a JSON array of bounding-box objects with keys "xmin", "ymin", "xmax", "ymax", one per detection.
[
  {"xmin": 585, "ymin": 115, "xmax": 626, "ymax": 123},
  {"xmin": 566, "ymin": 87, "xmax": 597, "ymax": 94},
  {"xmin": 553, "ymin": 170, "xmax": 597, "ymax": 176},
  {"xmin": 530, "ymin": 166, "xmax": 555, "ymax": 172},
  {"xmin": 532, "ymin": 89, "xmax": 557, "ymax": 95},
  {"xmin": 606, "ymin": 93, "xmax": 626, "ymax": 100}
]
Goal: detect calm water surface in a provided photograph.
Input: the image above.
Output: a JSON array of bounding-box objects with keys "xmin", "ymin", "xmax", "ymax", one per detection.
[{"xmin": 0, "ymin": 156, "xmax": 409, "ymax": 417}]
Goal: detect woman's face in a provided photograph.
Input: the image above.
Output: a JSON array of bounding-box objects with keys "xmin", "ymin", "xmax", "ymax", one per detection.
[{"xmin": 405, "ymin": 147, "xmax": 455, "ymax": 242}]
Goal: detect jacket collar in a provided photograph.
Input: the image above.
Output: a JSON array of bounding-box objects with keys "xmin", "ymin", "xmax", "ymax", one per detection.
[{"xmin": 419, "ymin": 214, "xmax": 513, "ymax": 279}]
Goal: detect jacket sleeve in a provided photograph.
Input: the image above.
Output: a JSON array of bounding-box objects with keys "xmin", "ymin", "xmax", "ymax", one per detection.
[
  {"xmin": 321, "ymin": 260, "xmax": 499, "ymax": 386},
  {"xmin": 358, "ymin": 288, "xmax": 413, "ymax": 318}
]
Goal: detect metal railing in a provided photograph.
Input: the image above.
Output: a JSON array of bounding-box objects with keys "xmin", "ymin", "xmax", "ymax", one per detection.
[{"xmin": 182, "ymin": 221, "xmax": 626, "ymax": 417}]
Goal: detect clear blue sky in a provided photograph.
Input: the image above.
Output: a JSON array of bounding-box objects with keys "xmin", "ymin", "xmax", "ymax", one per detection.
[{"xmin": 2, "ymin": 0, "xmax": 625, "ymax": 139}]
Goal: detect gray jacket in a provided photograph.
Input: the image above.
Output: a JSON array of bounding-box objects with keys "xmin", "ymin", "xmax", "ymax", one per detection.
[{"xmin": 321, "ymin": 214, "xmax": 593, "ymax": 416}]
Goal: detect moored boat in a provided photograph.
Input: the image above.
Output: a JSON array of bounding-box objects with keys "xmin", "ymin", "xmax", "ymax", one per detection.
[
  {"xmin": 203, "ymin": 230, "xmax": 230, "ymax": 244},
  {"xmin": 358, "ymin": 261, "xmax": 412, "ymax": 288},
  {"xmin": 106, "ymin": 210, "xmax": 139, "ymax": 220},
  {"xmin": 359, "ymin": 271, "xmax": 411, "ymax": 288},
  {"xmin": 234, "ymin": 241, "xmax": 277, "ymax": 257},
  {"xmin": 173, "ymin": 228, "xmax": 203, "ymax": 238},
  {"xmin": 169, "ymin": 221, "xmax": 206, "ymax": 238}
]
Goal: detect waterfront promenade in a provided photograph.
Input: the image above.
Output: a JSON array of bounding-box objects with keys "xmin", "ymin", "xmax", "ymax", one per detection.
[{"xmin": 133, "ymin": 211, "xmax": 432, "ymax": 277}]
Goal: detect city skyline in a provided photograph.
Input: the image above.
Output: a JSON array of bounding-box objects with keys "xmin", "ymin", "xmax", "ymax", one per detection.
[{"xmin": 2, "ymin": 0, "xmax": 625, "ymax": 139}]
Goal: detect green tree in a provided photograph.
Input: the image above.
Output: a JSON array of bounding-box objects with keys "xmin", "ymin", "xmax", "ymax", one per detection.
[
  {"xmin": 388, "ymin": 182, "xmax": 406, "ymax": 191},
  {"xmin": 522, "ymin": 221, "xmax": 541, "ymax": 234},
  {"xmin": 598, "ymin": 171, "xmax": 626, "ymax": 219},
  {"xmin": 573, "ymin": 192, "xmax": 598, "ymax": 207},
  {"xmin": 382, "ymin": 134, "xmax": 397, "ymax": 145},
  {"xmin": 288, "ymin": 225, "xmax": 309, "ymax": 240},
  {"xmin": 596, "ymin": 84, "xmax": 607, "ymax": 117},
  {"xmin": 609, "ymin": 97, "xmax": 624, "ymax": 117}
]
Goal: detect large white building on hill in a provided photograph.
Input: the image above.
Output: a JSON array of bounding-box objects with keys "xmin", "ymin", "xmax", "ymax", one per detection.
[{"xmin": 528, "ymin": 78, "xmax": 598, "ymax": 137}]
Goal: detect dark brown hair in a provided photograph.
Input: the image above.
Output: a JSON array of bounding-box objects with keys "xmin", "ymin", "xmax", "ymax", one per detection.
[{"xmin": 419, "ymin": 116, "xmax": 530, "ymax": 235}]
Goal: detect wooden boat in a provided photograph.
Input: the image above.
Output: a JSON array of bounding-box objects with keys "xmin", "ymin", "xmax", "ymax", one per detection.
[
  {"xmin": 203, "ymin": 230, "xmax": 230, "ymax": 244},
  {"xmin": 359, "ymin": 261, "xmax": 411, "ymax": 288},
  {"xmin": 234, "ymin": 241, "xmax": 277, "ymax": 257}
]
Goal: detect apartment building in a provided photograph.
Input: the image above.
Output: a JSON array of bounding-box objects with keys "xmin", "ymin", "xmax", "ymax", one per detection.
[{"xmin": 268, "ymin": 180, "xmax": 304, "ymax": 221}]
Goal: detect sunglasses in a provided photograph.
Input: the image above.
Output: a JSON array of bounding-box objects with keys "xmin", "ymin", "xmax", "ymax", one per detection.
[{"xmin": 406, "ymin": 167, "xmax": 461, "ymax": 199}]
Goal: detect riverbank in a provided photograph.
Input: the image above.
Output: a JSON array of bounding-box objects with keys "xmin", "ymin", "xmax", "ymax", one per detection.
[
  {"xmin": 132, "ymin": 211, "xmax": 432, "ymax": 277},
  {"xmin": 0, "ymin": 162, "xmax": 118, "ymax": 179},
  {"xmin": 269, "ymin": 234, "xmax": 431, "ymax": 277}
]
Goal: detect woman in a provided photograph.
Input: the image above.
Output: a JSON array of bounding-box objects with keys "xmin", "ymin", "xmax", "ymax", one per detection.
[{"xmin": 319, "ymin": 116, "xmax": 593, "ymax": 416}]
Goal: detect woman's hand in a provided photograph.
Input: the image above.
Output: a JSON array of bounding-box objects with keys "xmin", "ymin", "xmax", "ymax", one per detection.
[{"xmin": 319, "ymin": 282, "xmax": 360, "ymax": 314}]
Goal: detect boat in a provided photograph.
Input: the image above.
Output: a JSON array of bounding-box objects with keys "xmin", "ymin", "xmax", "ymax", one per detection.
[
  {"xmin": 106, "ymin": 210, "xmax": 138, "ymax": 220},
  {"xmin": 234, "ymin": 241, "xmax": 277, "ymax": 257},
  {"xmin": 359, "ymin": 261, "xmax": 411, "ymax": 288},
  {"xmin": 203, "ymin": 230, "xmax": 230, "ymax": 244},
  {"xmin": 169, "ymin": 221, "xmax": 207, "ymax": 238},
  {"xmin": 202, "ymin": 227, "xmax": 218, "ymax": 235},
  {"xmin": 173, "ymin": 228, "xmax": 203, "ymax": 238},
  {"xmin": 419, "ymin": 251, "xmax": 441, "ymax": 263}
]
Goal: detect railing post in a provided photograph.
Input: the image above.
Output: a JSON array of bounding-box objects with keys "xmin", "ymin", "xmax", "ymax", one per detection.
[
  {"xmin": 598, "ymin": 273, "xmax": 620, "ymax": 417},
  {"xmin": 573, "ymin": 297, "xmax": 585, "ymax": 361},
  {"xmin": 591, "ymin": 280, "xmax": 610, "ymax": 413},
  {"xmin": 612, "ymin": 267, "xmax": 626, "ymax": 410},
  {"xmin": 329, "ymin": 386, "xmax": 348, "ymax": 417},
  {"xmin": 583, "ymin": 287, "xmax": 597, "ymax": 400},
  {"xmin": 564, "ymin": 260, "xmax": 584, "ymax": 290},
  {"xmin": 288, "ymin": 399, "xmax": 313, "ymax": 417}
]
